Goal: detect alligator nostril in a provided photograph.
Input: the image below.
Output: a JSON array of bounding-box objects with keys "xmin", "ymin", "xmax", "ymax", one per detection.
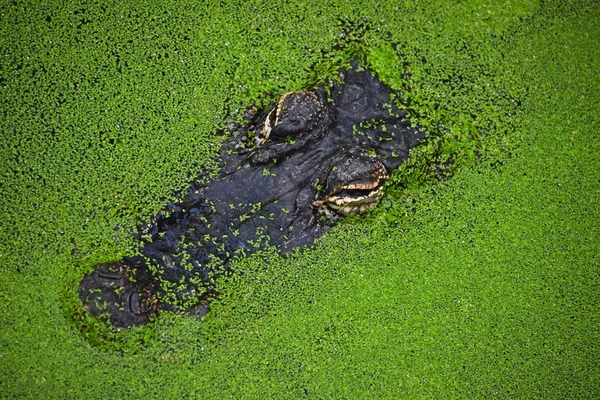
[
  {"xmin": 98, "ymin": 271, "xmax": 122, "ymax": 280},
  {"xmin": 127, "ymin": 291, "xmax": 142, "ymax": 314}
]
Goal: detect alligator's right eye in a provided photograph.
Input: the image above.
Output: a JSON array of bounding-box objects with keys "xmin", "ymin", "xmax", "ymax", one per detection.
[
  {"xmin": 254, "ymin": 92, "xmax": 326, "ymax": 146},
  {"xmin": 269, "ymin": 116, "xmax": 307, "ymax": 139}
]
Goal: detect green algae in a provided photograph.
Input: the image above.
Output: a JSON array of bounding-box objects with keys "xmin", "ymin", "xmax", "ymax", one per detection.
[{"xmin": 1, "ymin": 0, "xmax": 599, "ymax": 398}]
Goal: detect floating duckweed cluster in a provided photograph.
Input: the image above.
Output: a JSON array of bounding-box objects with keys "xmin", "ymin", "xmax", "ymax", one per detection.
[{"xmin": 1, "ymin": 0, "xmax": 599, "ymax": 398}]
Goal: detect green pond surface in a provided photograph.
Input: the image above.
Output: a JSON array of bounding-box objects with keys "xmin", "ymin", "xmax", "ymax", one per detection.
[{"xmin": 1, "ymin": 0, "xmax": 598, "ymax": 398}]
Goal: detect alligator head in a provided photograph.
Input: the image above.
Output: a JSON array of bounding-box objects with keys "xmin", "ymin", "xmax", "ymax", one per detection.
[{"xmin": 78, "ymin": 62, "xmax": 425, "ymax": 328}]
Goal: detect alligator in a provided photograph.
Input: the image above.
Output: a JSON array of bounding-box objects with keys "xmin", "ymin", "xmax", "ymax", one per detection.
[{"xmin": 79, "ymin": 62, "xmax": 425, "ymax": 328}]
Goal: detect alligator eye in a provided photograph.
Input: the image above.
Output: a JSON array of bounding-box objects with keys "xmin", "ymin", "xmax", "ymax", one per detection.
[
  {"xmin": 254, "ymin": 92, "xmax": 327, "ymax": 145},
  {"xmin": 313, "ymin": 148, "xmax": 389, "ymax": 215}
]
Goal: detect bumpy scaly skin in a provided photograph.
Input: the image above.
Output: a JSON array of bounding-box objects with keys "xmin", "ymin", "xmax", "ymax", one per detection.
[{"xmin": 79, "ymin": 62, "xmax": 424, "ymax": 328}]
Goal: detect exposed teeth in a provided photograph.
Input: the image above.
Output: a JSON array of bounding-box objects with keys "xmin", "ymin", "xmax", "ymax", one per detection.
[
  {"xmin": 318, "ymin": 163, "xmax": 388, "ymax": 215},
  {"xmin": 326, "ymin": 186, "xmax": 384, "ymax": 207},
  {"xmin": 342, "ymin": 182, "xmax": 375, "ymax": 191},
  {"xmin": 327, "ymin": 201, "xmax": 378, "ymax": 215},
  {"xmin": 339, "ymin": 180, "xmax": 379, "ymax": 191},
  {"xmin": 334, "ymin": 167, "xmax": 388, "ymax": 194}
]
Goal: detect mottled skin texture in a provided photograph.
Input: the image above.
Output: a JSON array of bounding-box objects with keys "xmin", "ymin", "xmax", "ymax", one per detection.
[{"xmin": 79, "ymin": 63, "xmax": 424, "ymax": 327}]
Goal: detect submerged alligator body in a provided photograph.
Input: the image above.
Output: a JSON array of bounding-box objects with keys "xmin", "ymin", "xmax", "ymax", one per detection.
[{"xmin": 79, "ymin": 63, "xmax": 424, "ymax": 327}]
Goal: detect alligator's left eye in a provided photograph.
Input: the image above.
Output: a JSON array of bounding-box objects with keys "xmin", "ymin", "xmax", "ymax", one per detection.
[
  {"xmin": 313, "ymin": 148, "xmax": 389, "ymax": 215},
  {"xmin": 255, "ymin": 92, "xmax": 326, "ymax": 145}
]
